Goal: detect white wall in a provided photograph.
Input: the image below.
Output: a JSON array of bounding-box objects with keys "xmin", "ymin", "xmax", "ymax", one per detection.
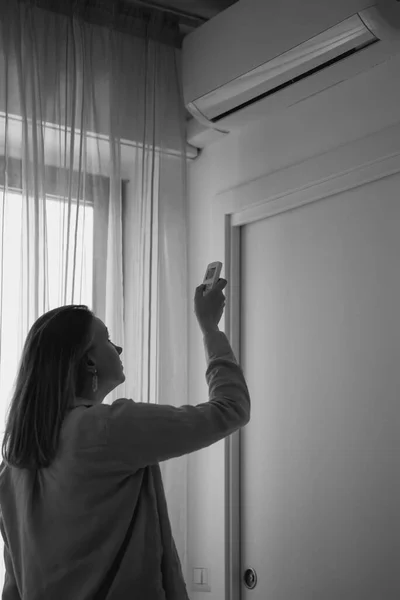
[{"xmin": 186, "ymin": 53, "xmax": 400, "ymax": 599}]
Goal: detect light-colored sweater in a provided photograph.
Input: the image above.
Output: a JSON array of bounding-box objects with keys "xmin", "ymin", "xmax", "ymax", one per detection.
[{"xmin": 0, "ymin": 330, "xmax": 251, "ymax": 599}]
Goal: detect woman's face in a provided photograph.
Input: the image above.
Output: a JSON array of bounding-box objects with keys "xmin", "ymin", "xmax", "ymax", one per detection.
[{"xmin": 84, "ymin": 316, "xmax": 125, "ymax": 399}]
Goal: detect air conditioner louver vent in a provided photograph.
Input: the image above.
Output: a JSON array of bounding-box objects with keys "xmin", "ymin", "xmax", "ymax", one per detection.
[{"xmin": 212, "ymin": 38, "xmax": 378, "ymax": 123}]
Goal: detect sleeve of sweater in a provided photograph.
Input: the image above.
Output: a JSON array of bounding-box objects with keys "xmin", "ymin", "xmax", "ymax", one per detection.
[
  {"xmin": 105, "ymin": 330, "xmax": 251, "ymax": 470},
  {"xmin": 0, "ymin": 512, "xmax": 21, "ymax": 600}
]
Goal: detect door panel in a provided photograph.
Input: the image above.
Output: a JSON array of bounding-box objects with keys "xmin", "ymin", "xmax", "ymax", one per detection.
[{"xmin": 240, "ymin": 173, "xmax": 400, "ymax": 600}]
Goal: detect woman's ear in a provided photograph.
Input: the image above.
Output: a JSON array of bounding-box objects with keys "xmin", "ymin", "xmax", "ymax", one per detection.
[{"xmin": 85, "ymin": 355, "xmax": 96, "ymax": 369}]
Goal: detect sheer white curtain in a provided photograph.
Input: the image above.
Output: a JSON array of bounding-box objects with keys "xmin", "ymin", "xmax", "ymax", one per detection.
[{"xmin": 0, "ymin": 0, "xmax": 190, "ymax": 589}]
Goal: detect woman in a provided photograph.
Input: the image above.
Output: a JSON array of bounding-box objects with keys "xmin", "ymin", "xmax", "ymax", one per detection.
[{"xmin": 0, "ymin": 279, "xmax": 251, "ymax": 599}]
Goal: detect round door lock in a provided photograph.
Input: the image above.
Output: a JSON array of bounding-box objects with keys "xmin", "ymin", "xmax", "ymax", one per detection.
[{"xmin": 243, "ymin": 567, "xmax": 257, "ymax": 589}]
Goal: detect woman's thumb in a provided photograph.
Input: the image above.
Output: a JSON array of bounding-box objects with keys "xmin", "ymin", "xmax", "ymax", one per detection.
[
  {"xmin": 196, "ymin": 283, "xmax": 207, "ymax": 296},
  {"xmin": 217, "ymin": 278, "xmax": 227, "ymax": 289}
]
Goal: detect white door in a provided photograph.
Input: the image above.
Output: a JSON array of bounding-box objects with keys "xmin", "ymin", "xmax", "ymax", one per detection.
[{"xmin": 240, "ymin": 173, "xmax": 400, "ymax": 599}]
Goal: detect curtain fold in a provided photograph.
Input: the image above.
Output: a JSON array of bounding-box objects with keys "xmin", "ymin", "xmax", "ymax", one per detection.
[{"xmin": 0, "ymin": 0, "xmax": 189, "ymax": 590}]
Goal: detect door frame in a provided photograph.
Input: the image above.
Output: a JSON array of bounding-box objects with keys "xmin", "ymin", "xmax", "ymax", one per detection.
[{"xmin": 211, "ymin": 120, "xmax": 400, "ymax": 600}]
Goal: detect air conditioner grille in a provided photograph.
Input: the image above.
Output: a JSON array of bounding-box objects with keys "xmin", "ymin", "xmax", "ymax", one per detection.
[{"xmin": 212, "ymin": 38, "xmax": 378, "ymax": 123}]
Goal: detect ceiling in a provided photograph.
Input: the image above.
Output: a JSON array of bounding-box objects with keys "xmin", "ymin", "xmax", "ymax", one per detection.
[{"xmin": 124, "ymin": 0, "xmax": 239, "ymax": 37}]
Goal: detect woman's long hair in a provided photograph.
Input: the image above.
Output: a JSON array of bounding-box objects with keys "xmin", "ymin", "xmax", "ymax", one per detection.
[{"xmin": 1, "ymin": 305, "xmax": 95, "ymax": 470}]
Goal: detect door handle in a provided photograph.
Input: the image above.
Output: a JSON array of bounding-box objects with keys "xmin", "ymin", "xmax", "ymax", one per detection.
[{"xmin": 243, "ymin": 567, "xmax": 257, "ymax": 589}]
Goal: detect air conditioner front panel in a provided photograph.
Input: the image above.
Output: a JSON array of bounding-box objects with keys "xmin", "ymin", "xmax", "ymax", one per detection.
[
  {"xmin": 190, "ymin": 14, "xmax": 376, "ymax": 122},
  {"xmin": 182, "ymin": 0, "xmax": 376, "ymax": 108},
  {"xmin": 214, "ymin": 36, "xmax": 400, "ymax": 133}
]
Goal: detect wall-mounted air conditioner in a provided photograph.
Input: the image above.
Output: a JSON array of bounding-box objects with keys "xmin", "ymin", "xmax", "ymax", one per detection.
[{"xmin": 182, "ymin": 0, "xmax": 400, "ymax": 148}]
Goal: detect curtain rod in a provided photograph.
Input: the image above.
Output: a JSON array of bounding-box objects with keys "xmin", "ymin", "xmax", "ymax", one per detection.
[{"xmin": 125, "ymin": 0, "xmax": 207, "ymax": 27}]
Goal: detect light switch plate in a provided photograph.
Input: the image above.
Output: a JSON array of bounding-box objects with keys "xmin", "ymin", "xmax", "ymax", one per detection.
[{"xmin": 191, "ymin": 568, "xmax": 211, "ymax": 593}]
